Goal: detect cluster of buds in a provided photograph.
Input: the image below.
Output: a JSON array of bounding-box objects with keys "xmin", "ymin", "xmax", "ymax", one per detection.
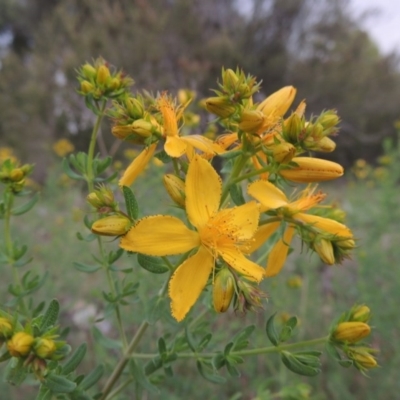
[
  {"xmin": 87, "ymin": 185, "xmax": 119, "ymax": 213},
  {"xmin": 77, "ymin": 57, "xmax": 133, "ymax": 101},
  {"xmin": 0, "ymin": 315, "xmax": 68, "ymax": 379},
  {"xmin": 329, "ymin": 305, "xmax": 378, "ymax": 373},
  {"xmin": 205, "ymin": 68, "xmax": 261, "ymax": 119},
  {"xmin": 212, "ymin": 268, "xmax": 268, "ymax": 314},
  {"xmin": 283, "ymin": 110, "xmax": 340, "ymax": 153},
  {"xmin": 0, "ymin": 158, "xmax": 33, "ymax": 193}
]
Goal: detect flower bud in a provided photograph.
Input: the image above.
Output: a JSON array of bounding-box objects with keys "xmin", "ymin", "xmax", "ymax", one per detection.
[
  {"xmin": 318, "ymin": 111, "xmax": 339, "ymax": 129},
  {"xmin": 213, "ymin": 269, "xmax": 235, "ymax": 313},
  {"xmin": 34, "ymin": 338, "xmax": 57, "ymax": 359},
  {"xmin": 272, "ymin": 142, "xmax": 296, "ymax": 164},
  {"xmin": 222, "ymin": 68, "xmax": 239, "ymax": 91},
  {"xmin": 163, "ymin": 174, "xmax": 186, "ymax": 207},
  {"xmin": 257, "ymin": 86, "xmax": 296, "ymax": 117},
  {"xmin": 87, "ymin": 186, "xmax": 117, "ymax": 211},
  {"xmin": 350, "ymin": 305, "xmax": 371, "ymax": 323},
  {"xmin": 126, "ymin": 97, "xmax": 144, "ymax": 119},
  {"xmin": 80, "ymin": 80, "xmax": 94, "ymax": 94},
  {"xmin": 96, "ymin": 65, "xmax": 111, "ymax": 85},
  {"xmin": 10, "ymin": 168, "xmax": 24, "ymax": 182},
  {"xmin": 91, "ymin": 215, "xmax": 132, "ymax": 236},
  {"xmin": 0, "ymin": 317, "xmax": 13, "ymax": 338},
  {"xmin": 238, "ymin": 110, "xmax": 265, "ymax": 132},
  {"xmin": 280, "ymin": 157, "xmax": 344, "ymax": 183},
  {"xmin": 7, "ymin": 332, "xmax": 35, "ymax": 357},
  {"xmin": 205, "ymin": 97, "xmax": 236, "ymax": 119},
  {"xmin": 81, "ymin": 63, "xmax": 97, "ymax": 79},
  {"xmin": 131, "ymin": 119, "xmax": 154, "ymax": 137},
  {"xmin": 283, "ymin": 112, "xmax": 303, "ymax": 142},
  {"xmin": 333, "ymin": 321, "xmax": 371, "ymax": 343},
  {"xmin": 313, "ymin": 238, "xmax": 335, "ymax": 265},
  {"xmin": 349, "ymin": 349, "xmax": 378, "ymax": 370},
  {"xmin": 304, "ymin": 136, "xmax": 336, "ymax": 152}
]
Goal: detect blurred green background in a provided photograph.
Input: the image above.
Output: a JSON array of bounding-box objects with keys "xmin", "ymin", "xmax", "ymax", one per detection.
[{"xmin": 1, "ymin": 0, "xmax": 400, "ymax": 399}]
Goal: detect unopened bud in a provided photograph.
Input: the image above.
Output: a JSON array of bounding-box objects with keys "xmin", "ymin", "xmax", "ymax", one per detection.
[
  {"xmin": 304, "ymin": 136, "xmax": 336, "ymax": 153},
  {"xmin": 80, "ymin": 80, "xmax": 94, "ymax": 94},
  {"xmin": 222, "ymin": 68, "xmax": 239, "ymax": 90},
  {"xmin": 313, "ymin": 238, "xmax": 335, "ymax": 264},
  {"xmin": 350, "ymin": 350, "xmax": 378, "ymax": 370},
  {"xmin": 131, "ymin": 119, "xmax": 153, "ymax": 137},
  {"xmin": 163, "ymin": 174, "xmax": 186, "ymax": 207},
  {"xmin": 272, "ymin": 142, "xmax": 296, "ymax": 164},
  {"xmin": 205, "ymin": 97, "xmax": 236, "ymax": 119},
  {"xmin": 10, "ymin": 168, "xmax": 24, "ymax": 182},
  {"xmin": 284, "ymin": 112, "xmax": 303, "ymax": 142},
  {"xmin": 213, "ymin": 269, "xmax": 235, "ymax": 313},
  {"xmin": 126, "ymin": 97, "xmax": 144, "ymax": 119},
  {"xmin": 280, "ymin": 157, "xmax": 344, "ymax": 183},
  {"xmin": 350, "ymin": 305, "xmax": 371, "ymax": 323},
  {"xmin": 35, "ymin": 338, "xmax": 56, "ymax": 359},
  {"xmin": 0, "ymin": 317, "xmax": 13, "ymax": 338},
  {"xmin": 81, "ymin": 63, "xmax": 97, "ymax": 79},
  {"xmin": 91, "ymin": 215, "xmax": 131, "ymax": 236},
  {"xmin": 7, "ymin": 332, "xmax": 35, "ymax": 357},
  {"xmin": 318, "ymin": 111, "xmax": 339, "ymax": 129},
  {"xmin": 238, "ymin": 110, "xmax": 265, "ymax": 132},
  {"xmin": 96, "ymin": 65, "xmax": 111, "ymax": 85},
  {"xmin": 333, "ymin": 321, "xmax": 371, "ymax": 343}
]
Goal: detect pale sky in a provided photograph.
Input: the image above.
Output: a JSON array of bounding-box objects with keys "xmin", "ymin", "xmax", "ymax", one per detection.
[{"xmin": 351, "ymin": 0, "xmax": 400, "ymax": 54}]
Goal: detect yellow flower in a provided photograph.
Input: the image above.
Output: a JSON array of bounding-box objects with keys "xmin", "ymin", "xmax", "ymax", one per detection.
[
  {"xmin": 7, "ymin": 332, "xmax": 35, "ymax": 357},
  {"xmin": 248, "ymin": 181, "xmax": 352, "ymax": 276},
  {"xmin": 52, "ymin": 139, "xmax": 75, "ymax": 157},
  {"xmin": 120, "ymin": 155, "xmax": 264, "ymax": 321}
]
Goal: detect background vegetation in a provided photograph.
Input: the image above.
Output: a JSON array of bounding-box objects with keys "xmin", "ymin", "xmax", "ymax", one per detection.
[{"xmin": 1, "ymin": 0, "xmax": 399, "ymax": 399}]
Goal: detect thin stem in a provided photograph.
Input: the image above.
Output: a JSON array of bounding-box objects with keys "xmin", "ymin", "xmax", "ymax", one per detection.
[
  {"xmin": 3, "ymin": 191, "xmax": 28, "ymax": 315},
  {"xmin": 128, "ymin": 336, "xmax": 329, "ymax": 360},
  {"xmin": 100, "ymin": 321, "xmax": 150, "ymax": 400}
]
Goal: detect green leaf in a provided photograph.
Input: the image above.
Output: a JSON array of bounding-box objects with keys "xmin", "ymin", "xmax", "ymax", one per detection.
[
  {"xmin": 338, "ymin": 359, "xmax": 353, "ymax": 368},
  {"xmin": 76, "ymin": 232, "xmax": 97, "ymax": 242},
  {"xmin": 280, "ymin": 351, "xmax": 321, "ymax": 377},
  {"xmin": 196, "ymin": 361, "xmax": 226, "ymax": 384},
  {"xmin": 129, "ymin": 359, "xmax": 159, "ymax": 394},
  {"xmin": 325, "ymin": 342, "xmax": 342, "ymax": 361},
  {"xmin": 44, "ymin": 372, "xmax": 77, "ymax": 393},
  {"xmin": 5, "ymin": 358, "xmax": 28, "ymax": 386},
  {"xmin": 122, "ymin": 186, "xmax": 139, "ymax": 219},
  {"xmin": 79, "ymin": 364, "xmax": 104, "ymax": 390},
  {"xmin": 62, "ymin": 158, "xmax": 85, "ymax": 180},
  {"xmin": 185, "ymin": 326, "xmax": 197, "ymax": 352},
  {"xmin": 137, "ymin": 254, "xmax": 169, "ymax": 274},
  {"xmin": 92, "ymin": 326, "xmax": 122, "ymax": 350},
  {"xmin": 232, "ymin": 325, "xmax": 255, "ymax": 345},
  {"xmin": 35, "ymin": 385, "xmax": 52, "ymax": 400},
  {"xmin": 158, "ymin": 337, "xmax": 168, "ymax": 357},
  {"xmin": 39, "ymin": 299, "xmax": 60, "ymax": 331},
  {"xmin": 108, "ymin": 248, "xmax": 124, "ymax": 264},
  {"xmin": 212, "ymin": 353, "xmax": 226, "ymax": 370},
  {"xmin": 197, "ymin": 333, "xmax": 212, "ymax": 352},
  {"xmin": 219, "ymin": 150, "xmax": 243, "ymax": 159},
  {"xmin": 154, "ymin": 150, "xmax": 172, "ymax": 164},
  {"xmin": 226, "ymin": 362, "xmax": 241, "ymax": 378},
  {"xmin": 73, "ymin": 262, "xmax": 101, "ymax": 273},
  {"xmin": 229, "ymin": 184, "xmax": 245, "ymax": 206},
  {"xmin": 62, "ymin": 344, "xmax": 87, "ymax": 375},
  {"xmin": 94, "ymin": 156, "xmax": 112, "ymax": 174},
  {"xmin": 266, "ymin": 313, "xmax": 279, "ymax": 346},
  {"xmin": 11, "ymin": 192, "xmax": 39, "ymax": 215},
  {"xmin": 146, "ymin": 295, "xmax": 167, "ymax": 325},
  {"xmin": 94, "ymin": 171, "xmax": 118, "ymax": 183}
]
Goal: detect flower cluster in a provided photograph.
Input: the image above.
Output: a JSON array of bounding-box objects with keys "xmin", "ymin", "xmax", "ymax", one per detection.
[
  {"xmin": 84, "ymin": 65, "xmax": 355, "ymax": 322},
  {"xmin": 329, "ymin": 305, "xmax": 378, "ymax": 373},
  {"xmin": 0, "ymin": 158, "xmax": 33, "ymax": 193}
]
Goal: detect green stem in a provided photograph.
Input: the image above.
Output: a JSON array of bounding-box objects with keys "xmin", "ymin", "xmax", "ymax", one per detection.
[
  {"xmin": 3, "ymin": 191, "xmax": 28, "ymax": 316},
  {"xmin": 230, "ymin": 164, "xmax": 271, "ymax": 185},
  {"xmin": 87, "ymin": 100, "xmax": 107, "ymax": 193},
  {"xmin": 129, "ymin": 336, "xmax": 329, "ymax": 360},
  {"xmin": 100, "ymin": 321, "xmax": 150, "ymax": 400}
]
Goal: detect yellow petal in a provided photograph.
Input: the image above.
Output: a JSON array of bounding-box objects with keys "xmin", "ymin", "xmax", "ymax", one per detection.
[
  {"xmin": 219, "ymin": 246, "xmax": 264, "ymax": 282},
  {"xmin": 247, "ymin": 221, "xmax": 281, "ymax": 253},
  {"xmin": 295, "ymin": 213, "xmax": 353, "ymax": 237},
  {"xmin": 216, "ymin": 132, "xmax": 239, "ymax": 149},
  {"xmin": 120, "ymin": 215, "xmax": 200, "ymax": 256},
  {"xmin": 186, "ymin": 155, "xmax": 222, "ymax": 229},
  {"xmin": 119, "ymin": 143, "xmax": 157, "ymax": 187},
  {"xmin": 180, "ymin": 135, "xmax": 223, "ymax": 155},
  {"xmin": 257, "ymin": 86, "xmax": 296, "ymax": 117},
  {"xmin": 164, "ymin": 136, "xmax": 187, "ymax": 158},
  {"xmin": 169, "ymin": 246, "xmax": 214, "ymax": 321},
  {"xmin": 248, "ymin": 180, "xmax": 289, "ymax": 211},
  {"xmin": 217, "ymin": 201, "xmax": 260, "ymax": 240},
  {"xmin": 265, "ymin": 225, "xmax": 295, "ymax": 277}
]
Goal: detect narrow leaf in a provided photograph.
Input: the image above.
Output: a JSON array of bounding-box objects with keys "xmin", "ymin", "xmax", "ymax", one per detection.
[
  {"xmin": 62, "ymin": 344, "xmax": 87, "ymax": 375},
  {"xmin": 79, "ymin": 364, "xmax": 104, "ymax": 390},
  {"xmin": 229, "ymin": 184, "xmax": 245, "ymax": 206},
  {"xmin": 43, "ymin": 373, "xmax": 77, "ymax": 393},
  {"xmin": 137, "ymin": 254, "xmax": 169, "ymax": 274},
  {"xmin": 40, "ymin": 299, "xmax": 60, "ymax": 331},
  {"xmin": 73, "ymin": 262, "xmax": 101, "ymax": 273},
  {"xmin": 122, "ymin": 186, "xmax": 139, "ymax": 220},
  {"xmin": 129, "ymin": 359, "xmax": 159, "ymax": 394},
  {"xmin": 266, "ymin": 313, "xmax": 279, "ymax": 346}
]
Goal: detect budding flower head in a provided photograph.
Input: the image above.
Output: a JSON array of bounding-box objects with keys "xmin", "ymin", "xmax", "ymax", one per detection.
[
  {"xmin": 349, "ymin": 305, "xmax": 371, "ymax": 323},
  {"xmin": 333, "ymin": 321, "xmax": 371, "ymax": 344},
  {"xmin": 205, "ymin": 97, "xmax": 236, "ymax": 119},
  {"xmin": 163, "ymin": 174, "xmax": 186, "ymax": 207},
  {"xmin": 238, "ymin": 109, "xmax": 265, "ymax": 133},
  {"xmin": 87, "ymin": 185, "xmax": 117, "ymax": 212},
  {"xmin": 213, "ymin": 268, "xmax": 235, "ymax": 313},
  {"xmin": 346, "ymin": 347, "xmax": 378, "ymax": 372},
  {"xmin": 313, "ymin": 237, "xmax": 335, "ymax": 265},
  {"xmin": 34, "ymin": 338, "xmax": 57, "ymax": 359},
  {"xmin": 272, "ymin": 142, "xmax": 296, "ymax": 164},
  {"xmin": 0, "ymin": 317, "xmax": 13, "ymax": 338},
  {"xmin": 7, "ymin": 332, "xmax": 35, "ymax": 357},
  {"xmin": 91, "ymin": 215, "xmax": 132, "ymax": 236}
]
